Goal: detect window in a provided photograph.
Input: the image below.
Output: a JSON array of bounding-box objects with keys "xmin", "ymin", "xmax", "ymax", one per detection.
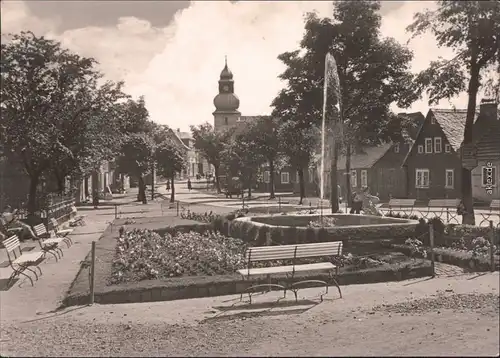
[
  {"xmin": 425, "ymin": 138, "xmax": 433, "ymax": 153},
  {"xmin": 431, "ymin": 116, "xmax": 436, "ymax": 124},
  {"xmin": 360, "ymin": 170, "xmax": 368, "ymax": 188},
  {"xmin": 281, "ymin": 171, "xmax": 290, "ymax": 184},
  {"xmin": 415, "ymin": 169, "xmax": 430, "ymax": 188},
  {"xmin": 351, "ymin": 170, "xmax": 357, "ymax": 187},
  {"xmin": 445, "ymin": 169, "xmax": 454, "ymax": 189},
  {"xmin": 263, "ymin": 171, "xmax": 270, "ymax": 183},
  {"xmin": 445, "ymin": 144, "xmax": 451, "ymax": 153},
  {"xmin": 394, "ymin": 144, "xmax": 400, "ymax": 153},
  {"xmin": 482, "ymin": 165, "xmax": 497, "ymax": 187},
  {"xmin": 417, "ymin": 145, "xmax": 424, "ymax": 154},
  {"xmin": 434, "ymin": 137, "xmax": 442, "ymax": 153},
  {"xmin": 308, "ymin": 168, "xmax": 314, "ymax": 183}
]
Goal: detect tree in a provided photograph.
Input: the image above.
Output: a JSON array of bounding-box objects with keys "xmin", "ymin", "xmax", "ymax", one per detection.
[
  {"xmin": 278, "ymin": 120, "xmax": 318, "ymax": 204},
  {"xmin": 1, "ymin": 31, "xmax": 126, "ymax": 217},
  {"xmin": 222, "ymin": 130, "xmax": 265, "ymax": 198},
  {"xmin": 272, "ymin": 1, "xmax": 419, "ymax": 212},
  {"xmin": 245, "ymin": 116, "xmax": 283, "ymax": 198},
  {"xmin": 116, "ymin": 134, "xmax": 154, "ymax": 204},
  {"xmin": 155, "ymin": 140, "xmax": 186, "ymax": 203},
  {"xmin": 190, "ymin": 123, "xmax": 233, "ymax": 193},
  {"xmin": 407, "ymin": 0, "xmax": 500, "ymax": 225}
]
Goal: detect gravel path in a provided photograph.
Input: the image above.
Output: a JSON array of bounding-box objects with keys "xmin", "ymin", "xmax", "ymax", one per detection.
[{"xmin": 1, "ymin": 273, "xmax": 498, "ymax": 357}]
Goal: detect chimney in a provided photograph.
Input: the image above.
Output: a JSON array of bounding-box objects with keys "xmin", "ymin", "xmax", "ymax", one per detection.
[
  {"xmin": 177, "ymin": 128, "xmax": 180, "ymax": 133},
  {"xmin": 479, "ymin": 98, "xmax": 498, "ymax": 121}
]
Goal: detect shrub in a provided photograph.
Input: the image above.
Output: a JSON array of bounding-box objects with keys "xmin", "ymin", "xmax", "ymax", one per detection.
[
  {"xmin": 305, "ymin": 227, "xmax": 318, "ymax": 243},
  {"xmin": 282, "ymin": 226, "xmax": 298, "ymax": 244},
  {"xmin": 269, "ymin": 227, "xmax": 284, "ymax": 245},
  {"xmin": 317, "ymin": 228, "xmax": 329, "ymax": 242},
  {"xmin": 256, "ymin": 225, "xmax": 270, "ymax": 246},
  {"xmin": 405, "ymin": 237, "xmax": 427, "ymax": 259}
]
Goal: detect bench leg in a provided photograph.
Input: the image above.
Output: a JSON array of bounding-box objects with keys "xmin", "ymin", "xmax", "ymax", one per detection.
[
  {"xmin": 9, "ymin": 266, "xmax": 34, "ymax": 287},
  {"xmin": 43, "ymin": 249, "xmax": 59, "ymax": 262},
  {"xmin": 289, "ymin": 280, "xmax": 329, "ymax": 302}
]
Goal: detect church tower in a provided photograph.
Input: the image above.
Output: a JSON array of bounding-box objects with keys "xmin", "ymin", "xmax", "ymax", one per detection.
[{"xmin": 213, "ymin": 57, "xmax": 241, "ymax": 131}]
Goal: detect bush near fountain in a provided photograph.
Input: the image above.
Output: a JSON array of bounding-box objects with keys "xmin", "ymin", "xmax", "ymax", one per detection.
[{"xmin": 387, "ymin": 217, "xmax": 500, "ymax": 272}]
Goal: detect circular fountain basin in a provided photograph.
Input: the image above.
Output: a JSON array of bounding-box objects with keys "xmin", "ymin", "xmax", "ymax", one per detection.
[{"xmin": 230, "ymin": 213, "xmax": 418, "ymax": 245}]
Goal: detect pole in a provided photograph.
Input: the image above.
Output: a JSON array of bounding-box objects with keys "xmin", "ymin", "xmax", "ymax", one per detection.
[
  {"xmin": 114, "ymin": 204, "xmax": 118, "ymax": 219},
  {"xmin": 89, "ymin": 241, "xmax": 96, "ymax": 305},
  {"xmin": 278, "ymin": 196, "xmax": 281, "ymax": 212},
  {"xmin": 176, "ymin": 201, "xmax": 180, "ymax": 216},
  {"xmin": 429, "ymin": 223, "xmax": 435, "ymax": 278},
  {"xmin": 151, "ymin": 165, "xmax": 155, "ymax": 201},
  {"xmin": 490, "ymin": 221, "xmax": 495, "ymax": 272}
]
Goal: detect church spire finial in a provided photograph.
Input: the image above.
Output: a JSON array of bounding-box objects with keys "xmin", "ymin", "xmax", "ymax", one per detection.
[{"xmin": 225, "ymin": 55, "xmax": 227, "ymax": 67}]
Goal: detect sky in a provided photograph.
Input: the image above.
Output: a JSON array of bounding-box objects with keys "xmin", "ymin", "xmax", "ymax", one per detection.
[{"xmin": 0, "ymin": 0, "xmax": 492, "ymax": 131}]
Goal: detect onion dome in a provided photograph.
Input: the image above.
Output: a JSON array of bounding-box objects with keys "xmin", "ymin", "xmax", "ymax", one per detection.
[
  {"xmin": 220, "ymin": 56, "xmax": 233, "ymax": 80},
  {"xmin": 213, "ymin": 92, "xmax": 240, "ymax": 111}
]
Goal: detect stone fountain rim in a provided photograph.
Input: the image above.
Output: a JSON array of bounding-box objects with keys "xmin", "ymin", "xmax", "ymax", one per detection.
[{"xmin": 234, "ymin": 213, "xmax": 419, "ymax": 229}]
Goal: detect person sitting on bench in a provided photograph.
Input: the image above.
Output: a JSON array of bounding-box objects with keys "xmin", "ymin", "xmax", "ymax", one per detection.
[{"xmin": 1, "ymin": 205, "xmax": 37, "ymax": 241}]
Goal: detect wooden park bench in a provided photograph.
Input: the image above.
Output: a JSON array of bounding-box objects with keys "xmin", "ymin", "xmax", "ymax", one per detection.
[
  {"xmin": 33, "ymin": 224, "xmax": 66, "ymax": 261},
  {"xmin": 380, "ymin": 198, "xmax": 416, "ymax": 216},
  {"xmin": 480, "ymin": 199, "xmax": 500, "ymax": 226},
  {"xmin": 3, "ymin": 235, "xmax": 44, "ymax": 287},
  {"xmin": 237, "ymin": 241, "xmax": 343, "ymax": 304},
  {"xmin": 49, "ymin": 218, "xmax": 74, "ymax": 246},
  {"xmin": 421, "ymin": 199, "xmax": 460, "ymax": 224},
  {"xmin": 69, "ymin": 206, "xmax": 86, "ymax": 227}
]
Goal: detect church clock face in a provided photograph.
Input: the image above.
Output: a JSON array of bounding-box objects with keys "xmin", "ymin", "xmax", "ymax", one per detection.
[{"xmin": 223, "ymin": 85, "xmax": 229, "ymax": 91}]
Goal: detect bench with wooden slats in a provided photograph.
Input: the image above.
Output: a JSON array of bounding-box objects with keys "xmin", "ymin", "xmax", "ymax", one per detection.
[
  {"xmin": 480, "ymin": 199, "xmax": 500, "ymax": 226},
  {"xmin": 238, "ymin": 241, "xmax": 343, "ymax": 303},
  {"xmin": 421, "ymin": 199, "xmax": 460, "ymax": 224},
  {"xmin": 49, "ymin": 218, "xmax": 74, "ymax": 245},
  {"xmin": 69, "ymin": 206, "xmax": 86, "ymax": 227},
  {"xmin": 3, "ymin": 235, "xmax": 44, "ymax": 286},
  {"xmin": 33, "ymin": 224, "xmax": 65, "ymax": 261},
  {"xmin": 380, "ymin": 198, "xmax": 416, "ymax": 216}
]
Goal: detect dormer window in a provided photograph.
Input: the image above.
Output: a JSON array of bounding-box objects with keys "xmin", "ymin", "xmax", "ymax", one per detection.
[{"xmin": 394, "ymin": 144, "xmax": 400, "ymax": 153}]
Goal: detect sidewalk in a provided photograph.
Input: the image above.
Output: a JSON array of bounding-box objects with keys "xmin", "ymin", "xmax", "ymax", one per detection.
[{"xmin": 0, "ymin": 190, "xmax": 173, "ymax": 323}]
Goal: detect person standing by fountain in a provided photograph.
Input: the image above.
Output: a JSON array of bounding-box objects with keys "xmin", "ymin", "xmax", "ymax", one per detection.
[
  {"xmin": 360, "ymin": 187, "xmax": 382, "ymax": 216},
  {"xmin": 350, "ymin": 189, "xmax": 363, "ymax": 214}
]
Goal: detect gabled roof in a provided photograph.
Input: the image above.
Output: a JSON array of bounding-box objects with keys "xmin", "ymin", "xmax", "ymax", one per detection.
[
  {"xmin": 401, "ymin": 108, "xmax": 480, "ymax": 167},
  {"xmin": 463, "ymin": 120, "xmax": 500, "ymax": 161},
  {"xmin": 177, "ymin": 131, "xmax": 192, "ymax": 140},
  {"xmin": 331, "ymin": 143, "xmax": 393, "ymax": 169},
  {"xmin": 165, "ymin": 127, "xmax": 189, "ymax": 151}
]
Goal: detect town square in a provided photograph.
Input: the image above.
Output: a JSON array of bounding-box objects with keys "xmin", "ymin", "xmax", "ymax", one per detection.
[{"xmin": 0, "ymin": 1, "xmax": 499, "ymax": 356}]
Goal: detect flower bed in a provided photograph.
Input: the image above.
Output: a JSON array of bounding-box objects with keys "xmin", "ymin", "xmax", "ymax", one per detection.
[{"xmin": 111, "ymin": 229, "xmax": 247, "ymax": 284}]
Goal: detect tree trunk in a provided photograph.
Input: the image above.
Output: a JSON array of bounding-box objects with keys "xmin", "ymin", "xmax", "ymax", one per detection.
[
  {"xmin": 214, "ymin": 165, "xmax": 221, "ymax": 193},
  {"xmin": 247, "ymin": 174, "xmax": 252, "ymax": 198},
  {"xmin": 330, "ymin": 142, "xmax": 340, "ymax": 214},
  {"xmin": 27, "ymin": 173, "xmax": 40, "ymax": 221},
  {"xmin": 138, "ymin": 175, "xmax": 147, "ymax": 204},
  {"xmin": 269, "ymin": 159, "xmax": 276, "ymax": 199},
  {"xmin": 170, "ymin": 176, "xmax": 175, "ymax": 202},
  {"xmin": 84, "ymin": 176, "xmax": 89, "ymax": 197},
  {"xmin": 462, "ymin": 63, "xmax": 480, "ymax": 225},
  {"xmin": 298, "ymin": 167, "xmax": 305, "ymax": 205},
  {"xmin": 345, "ymin": 143, "xmax": 352, "ymax": 207}
]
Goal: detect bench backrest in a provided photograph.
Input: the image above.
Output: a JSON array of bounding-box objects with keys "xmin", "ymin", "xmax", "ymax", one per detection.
[
  {"xmin": 428, "ymin": 199, "xmax": 459, "ymax": 208},
  {"xmin": 246, "ymin": 241, "xmax": 343, "ymax": 263},
  {"xmin": 3, "ymin": 235, "xmax": 21, "ymax": 256},
  {"xmin": 33, "ymin": 223, "xmax": 48, "ymax": 237},
  {"xmin": 50, "ymin": 218, "xmax": 59, "ymax": 229},
  {"xmin": 388, "ymin": 199, "xmax": 416, "ymax": 207},
  {"xmin": 490, "ymin": 199, "xmax": 500, "ymax": 209}
]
